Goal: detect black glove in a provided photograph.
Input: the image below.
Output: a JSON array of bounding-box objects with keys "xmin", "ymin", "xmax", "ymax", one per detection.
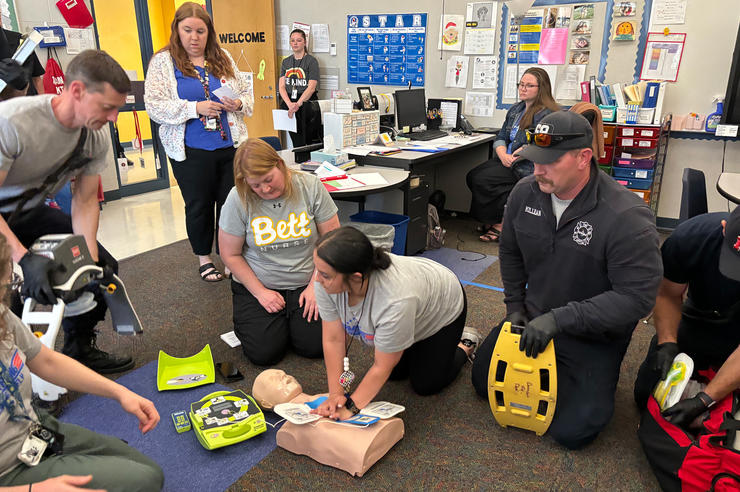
[
  {"xmin": 651, "ymin": 342, "xmax": 680, "ymax": 379},
  {"xmin": 18, "ymin": 252, "xmax": 56, "ymax": 305},
  {"xmin": 506, "ymin": 311, "xmax": 528, "ymax": 329},
  {"xmin": 662, "ymin": 391, "xmax": 714, "ymax": 429},
  {"xmin": 519, "ymin": 311, "xmax": 559, "ymax": 358}
]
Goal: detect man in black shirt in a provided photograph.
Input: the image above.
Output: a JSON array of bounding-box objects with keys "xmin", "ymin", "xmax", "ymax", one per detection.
[
  {"xmin": 634, "ymin": 206, "xmax": 740, "ymax": 428},
  {"xmin": 0, "ymin": 20, "xmax": 44, "ymax": 95}
]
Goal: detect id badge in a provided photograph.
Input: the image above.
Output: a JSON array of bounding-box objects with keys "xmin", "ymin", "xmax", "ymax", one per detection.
[
  {"xmin": 18, "ymin": 434, "xmax": 47, "ymax": 466},
  {"xmin": 204, "ymin": 117, "xmax": 217, "ymax": 131},
  {"xmin": 291, "ymin": 88, "xmax": 298, "ymax": 100}
]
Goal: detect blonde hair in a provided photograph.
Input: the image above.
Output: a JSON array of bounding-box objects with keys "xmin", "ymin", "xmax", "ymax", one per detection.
[{"xmin": 233, "ymin": 139, "xmax": 295, "ymax": 207}]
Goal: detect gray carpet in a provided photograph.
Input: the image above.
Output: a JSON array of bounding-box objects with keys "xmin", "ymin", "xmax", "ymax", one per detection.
[{"xmin": 70, "ymin": 216, "xmax": 660, "ymax": 491}]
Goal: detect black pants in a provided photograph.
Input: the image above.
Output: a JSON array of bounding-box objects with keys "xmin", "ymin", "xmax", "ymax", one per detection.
[
  {"xmin": 4, "ymin": 206, "xmax": 117, "ymax": 340},
  {"xmin": 472, "ymin": 320, "xmax": 631, "ymax": 449},
  {"xmin": 633, "ymin": 320, "xmax": 740, "ymax": 408},
  {"xmin": 389, "ymin": 288, "xmax": 468, "ymax": 395},
  {"xmin": 280, "ymin": 98, "xmax": 317, "ymax": 148},
  {"xmin": 466, "ymin": 158, "xmax": 519, "ymax": 225},
  {"xmin": 170, "ymin": 146, "xmax": 235, "ymax": 256},
  {"xmin": 231, "ymin": 280, "xmax": 323, "ymax": 366}
]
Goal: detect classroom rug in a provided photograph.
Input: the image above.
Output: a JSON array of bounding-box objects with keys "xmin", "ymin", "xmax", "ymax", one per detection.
[
  {"xmin": 60, "ymin": 361, "xmax": 279, "ymax": 492},
  {"xmin": 419, "ymin": 247, "xmax": 498, "ymax": 282}
]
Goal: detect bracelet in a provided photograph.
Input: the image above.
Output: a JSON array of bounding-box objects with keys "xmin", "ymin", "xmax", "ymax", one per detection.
[{"xmin": 343, "ymin": 393, "xmax": 361, "ymax": 415}]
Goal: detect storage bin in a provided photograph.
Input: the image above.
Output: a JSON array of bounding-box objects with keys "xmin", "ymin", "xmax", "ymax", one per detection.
[
  {"xmin": 629, "ymin": 188, "xmax": 652, "ymax": 204},
  {"xmin": 617, "ymin": 136, "xmax": 659, "ymax": 149},
  {"xmin": 346, "ymin": 222, "xmax": 395, "ymax": 252},
  {"xmin": 599, "ymin": 105, "xmax": 617, "ymax": 122},
  {"xmin": 350, "ymin": 211, "xmax": 410, "ymax": 255},
  {"xmin": 614, "ymin": 176, "xmax": 653, "ymax": 190},
  {"xmin": 603, "ymin": 125, "xmax": 616, "ymax": 145},
  {"xmin": 613, "ymin": 157, "xmax": 655, "ymax": 169},
  {"xmin": 612, "ymin": 166, "xmax": 654, "ymax": 179},
  {"xmin": 598, "ymin": 145, "xmax": 614, "ymax": 165},
  {"xmin": 617, "ymin": 126, "xmax": 658, "ymax": 138}
]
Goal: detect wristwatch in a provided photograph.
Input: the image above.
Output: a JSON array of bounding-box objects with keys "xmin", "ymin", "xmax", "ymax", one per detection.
[
  {"xmin": 697, "ymin": 391, "xmax": 716, "ymax": 408},
  {"xmin": 343, "ymin": 393, "xmax": 361, "ymax": 415}
]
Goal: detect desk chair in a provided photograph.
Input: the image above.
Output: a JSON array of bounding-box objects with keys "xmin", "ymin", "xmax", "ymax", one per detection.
[
  {"xmin": 259, "ymin": 136, "xmax": 282, "ymax": 151},
  {"xmin": 678, "ymin": 168, "xmax": 708, "ymax": 224}
]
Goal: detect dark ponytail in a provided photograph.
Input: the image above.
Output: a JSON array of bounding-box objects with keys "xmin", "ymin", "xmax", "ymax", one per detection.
[{"xmin": 315, "ymin": 226, "xmax": 391, "ymax": 276}]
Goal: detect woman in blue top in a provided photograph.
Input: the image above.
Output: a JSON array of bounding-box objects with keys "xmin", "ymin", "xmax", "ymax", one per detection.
[
  {"xmin": 466, "ymin": 67, "xmax": 559, "ymax": 242},
  {"xmin": 145, "ymin": 2, "xmax": 253, "ymax": 282}
]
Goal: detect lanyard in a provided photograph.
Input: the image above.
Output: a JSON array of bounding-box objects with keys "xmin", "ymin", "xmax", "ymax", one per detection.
[{"xmin": 195, "ymin": 60, "xmax": 227, "ymax": 141}]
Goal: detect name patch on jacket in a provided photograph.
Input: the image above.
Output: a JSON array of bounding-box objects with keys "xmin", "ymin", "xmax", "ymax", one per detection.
[{"xmin": 525, "ymin": 206, "xmax": 542, "ymax": 217}]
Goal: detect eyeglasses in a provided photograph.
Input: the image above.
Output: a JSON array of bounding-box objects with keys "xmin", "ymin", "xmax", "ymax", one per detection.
[
  {"xmin": 526, "ymin": 129, "xmax": 585, "ymax": 147},
  {"xmin": 517, "ymin": 83, "xmax": 539, "ymax": 90}
]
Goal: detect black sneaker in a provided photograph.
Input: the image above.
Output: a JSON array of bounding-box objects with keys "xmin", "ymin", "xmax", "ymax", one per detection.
[{"xmin": 75, "ymin": 336, "xmax": 135, "ymax": 374}]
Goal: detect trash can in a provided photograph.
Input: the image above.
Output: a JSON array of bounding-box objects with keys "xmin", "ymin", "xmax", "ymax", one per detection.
[{"xmin": 349, "ymin": 211, "xmax": 410, "ymax": 255}]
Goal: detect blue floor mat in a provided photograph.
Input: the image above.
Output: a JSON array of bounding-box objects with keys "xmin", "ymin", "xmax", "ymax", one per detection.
[
  {"xmin": 419, "ymin": 247, "xmax": 497, "ymax": 281},
  {"xmin": 60, "ymin": 361, "xmax": 278, "ymax": 492}
]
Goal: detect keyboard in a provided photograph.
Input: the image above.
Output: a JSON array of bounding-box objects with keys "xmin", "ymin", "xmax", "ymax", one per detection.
[{"xmin": 406, "ymin": 129, "xmax": 448, "ymax": 141}]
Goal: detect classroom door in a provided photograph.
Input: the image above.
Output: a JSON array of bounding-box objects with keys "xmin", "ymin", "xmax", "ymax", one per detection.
[
  {"xmin": 210, "ymin": 0, "xmax": 278, "ymax": 139},
  {"xmin": 91, "ymin": 0, "xmax": 170, "ymax": 196}
]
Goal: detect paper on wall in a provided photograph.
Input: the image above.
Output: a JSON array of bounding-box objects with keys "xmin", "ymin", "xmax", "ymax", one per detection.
[
  {"xmin": 649, "ymin": 0, "xmax": 688, "ymax": 25},
  {"xmin": 465, "ymin": 91, "xmax": 495, "ymax": 118},
  {"xmin": 464, "ymin": 1, "xmax": 496, "ymax": 55},
  {"xmin": 311, "ymin": 24, "xmax": 330, "ymax": 53},
  {"xmin": 277, "ymin": 25, "xmax": 290, "ymax": 51},
  {"xmin": 445, "ymin": 56, "xmax": 469, "ymax": 88},
  {"xmin": 555, "ymin": 64, "xmax": 586, "ymax": 100},
  {"xmin": 504, "ymin": 64, "xmax": 557, "ymax": 99},
  {"xmin": 439, "ymin": 14, "xmax": 464, "ymax": 51},
  {"xmin": 292, "ymin": 21, "xmax": 311, "ymax": 44},
  {"xmin": 64, "ymin": 27, "xmax": 95, "ymax": 55},
  {"xmin": 472, "ymin": 55, "xmax": 498, "ymax": 90}
]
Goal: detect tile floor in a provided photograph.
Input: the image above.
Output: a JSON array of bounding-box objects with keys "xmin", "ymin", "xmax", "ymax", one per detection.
[{"xmin": 97, "ymin": 186, "xmax": 187, "ymax": 260}]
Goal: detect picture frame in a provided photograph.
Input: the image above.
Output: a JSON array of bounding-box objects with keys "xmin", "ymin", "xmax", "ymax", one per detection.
[{"xmin": 357, "ymin": 86, "xmax": 375, "ymax": 110}]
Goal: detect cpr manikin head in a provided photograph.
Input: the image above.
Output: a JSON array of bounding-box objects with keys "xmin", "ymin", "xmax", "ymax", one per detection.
[{"xmin": 252, "ymin": 369, "xmax": 302, "ymax": 410}]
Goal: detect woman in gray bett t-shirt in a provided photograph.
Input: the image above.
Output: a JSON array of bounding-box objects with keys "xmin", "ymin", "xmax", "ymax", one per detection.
[{"xmin": 219, "ymin": 139, "xmax": 339, "ymax": 365}]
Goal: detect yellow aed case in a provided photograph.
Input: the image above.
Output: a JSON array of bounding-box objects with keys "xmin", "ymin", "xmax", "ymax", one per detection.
[{"xmin": 487, "ymin": 322, "xmax": 557, "ymax": 436}]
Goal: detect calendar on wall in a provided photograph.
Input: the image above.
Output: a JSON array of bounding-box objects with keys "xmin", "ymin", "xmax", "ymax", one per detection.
[{"xmin": 347, "ymin": 13, "xmax": 427, "ymax": 87}]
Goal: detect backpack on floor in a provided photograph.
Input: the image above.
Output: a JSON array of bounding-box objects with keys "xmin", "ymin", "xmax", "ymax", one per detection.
[
  {"xmin": 426, "ymin": 204, "xmax": 445, "ymax": 250},
  {"xmin": 638, "ymin": 372, "xmax": 740, "ymax": 492}
]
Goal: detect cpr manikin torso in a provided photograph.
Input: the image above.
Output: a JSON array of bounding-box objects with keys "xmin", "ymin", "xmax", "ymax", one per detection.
[{"xmin": 252, "ymin": 369, "xmax": 404, "ymax": 476}]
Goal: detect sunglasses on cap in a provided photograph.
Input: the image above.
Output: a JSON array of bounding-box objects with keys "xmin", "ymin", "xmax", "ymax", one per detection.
[{"xmin": 525, "ymin": 129, "xmax": 587, "ymax": 147}]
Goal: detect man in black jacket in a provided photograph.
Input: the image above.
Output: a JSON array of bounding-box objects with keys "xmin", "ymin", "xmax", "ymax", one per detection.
[{"xmin": 472, "ymin": 111, "xmax": 662, "ymax": 449}]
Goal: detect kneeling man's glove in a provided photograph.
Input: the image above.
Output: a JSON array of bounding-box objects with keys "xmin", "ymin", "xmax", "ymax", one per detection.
[
  {"xmin": 652, "ymin": 342, "xmax": 680, "ymax": 379},
  {"xmin": 662, "ymin": 391, "xmax": 714, "ymax": 429},
  {"xmin": 505, "ymin": 311, "xmax": 528, "ymax": 329},
  {"xmin": 18, "ymin": 252, "xmax": 57, "ymax": 305},
  {"xmin": 519, "ymin": 311, "xmax": 559, "ymax": 358}
]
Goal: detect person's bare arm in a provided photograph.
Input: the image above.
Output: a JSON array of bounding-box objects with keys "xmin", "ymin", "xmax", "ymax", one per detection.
[
  {"xmin": 32, "ymin": 76, "xmax": 44, "ymax": 95},
  {"xmin": 704, "ymin": 344, "xmax": 740, "ymax": 402},
  {"xmin": 0, "ymin": 170, "xmax": 29, "ymax": 262},
  {"xmin": 653, "ymin": 278, "xmax": 686, "ymax": 344}
]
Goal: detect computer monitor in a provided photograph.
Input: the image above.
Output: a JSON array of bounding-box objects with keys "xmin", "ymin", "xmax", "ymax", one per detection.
[{"xmin": 394, "ymin": 88, "xmax": 427, "ymax": 131}]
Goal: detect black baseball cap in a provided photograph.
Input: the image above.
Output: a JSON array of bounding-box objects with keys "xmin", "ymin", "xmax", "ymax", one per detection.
[
  {"xmin": 517, "ymin": 111, "xmax": 593, "ymax": 164},
  {"xmin": 719, "ymin": 205, "xmax": 740, "ymax": 282}
]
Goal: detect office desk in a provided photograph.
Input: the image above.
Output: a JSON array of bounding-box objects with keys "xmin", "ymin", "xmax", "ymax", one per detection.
[
  {"xmin": 717, "ymin": 172, "xmax": 740, "ymax": 204},
  {"xmin": 350, "ymin": 134, "xmax": 495, "ymax": 254},
  {"xmin": 280, "ymin": 150, "xmax": 410, "ymax": 211}
]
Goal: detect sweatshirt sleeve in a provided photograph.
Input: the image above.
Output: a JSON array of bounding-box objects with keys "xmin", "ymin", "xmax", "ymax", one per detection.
[
  {"xmin": 551, "ymin": 205, "xmax": 663, "ymax": 340},
  {"xmin": 144, "ymin": 52, "xmax": 198, "ymax": 126},
  {"xmin": 499, "ymin": 182, "xmax": 528, "ymax": 316}
]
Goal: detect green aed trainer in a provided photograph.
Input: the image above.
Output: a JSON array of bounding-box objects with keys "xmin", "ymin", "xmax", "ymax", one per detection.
[{"xmin": 189, "ymin": 390, "xmax": 266, "ymax": 450}]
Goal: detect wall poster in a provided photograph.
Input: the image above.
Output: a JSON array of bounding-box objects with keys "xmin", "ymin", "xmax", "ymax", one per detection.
[{"xmin": 347, "ymin": 13, "xmax": 427, "ymax": 87}]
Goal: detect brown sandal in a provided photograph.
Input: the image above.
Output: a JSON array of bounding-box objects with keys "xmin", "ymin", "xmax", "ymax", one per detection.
[{"xmin": 478, "ymin": 228, "xmax": 501, "ymax": 242}]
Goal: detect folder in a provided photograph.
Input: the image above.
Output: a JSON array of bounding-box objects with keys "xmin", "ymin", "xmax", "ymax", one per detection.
[
  {"xmin": 643, "ymin": 82, "xmax": 660, "ymax": 108},
  {"xmin": 589, "ymin": 76, "xmax": 597, "ymax": 105},
  {"xmin": 580, "ymin": 81, "xmax": 591, "ymax": 102},
  {"xmin": 612, "ymin": 83, "xmax": 626, "ymax": 108},
  {"xmin": 652, "ymin": 82, "xmax": 667, "ymax": 125}
]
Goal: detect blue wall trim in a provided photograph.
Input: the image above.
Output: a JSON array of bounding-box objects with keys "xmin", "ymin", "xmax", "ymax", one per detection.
[{"xmin": 632, "ymin": 0, "xmax": 654, "ymax": 83}]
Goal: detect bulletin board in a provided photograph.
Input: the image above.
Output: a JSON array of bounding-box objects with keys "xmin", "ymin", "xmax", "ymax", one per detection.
[
  {"xmin": 347, "ymin": 13, "xmax": 427, "ymax": 87},
  {"xmin": 1, "ymin": 0, "xmax": 19, "ymax": 32},
  {"xmin": 497, "ymin": 0, "xmax": 614, "ymax": 109}
]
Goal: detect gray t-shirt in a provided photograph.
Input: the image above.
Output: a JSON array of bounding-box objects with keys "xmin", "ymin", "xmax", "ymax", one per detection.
[
  {"xmin": 0, "ymin": 95, "xmax": 112, "ymax": 212},
  {"xmin": 219, "ymin": 172, "xmax": 338, "ymax": 289},
  {"xmin": 314, "ymin": 254, "xmax": 465, "ymax": 353},
  {"xmin": 551, "ymin": 194, "xmax": 573, "ymax": 228},
  {"xmin": 280, "ymin": 54, "xmax": 319, "ymax": 101},
  {"xmin": 0, "ymin": 307, "xmax": 43, "ymax": 477}
]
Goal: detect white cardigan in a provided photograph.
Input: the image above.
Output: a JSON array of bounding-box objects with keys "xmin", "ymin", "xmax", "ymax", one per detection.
[{"xmin": 144, "ymin": 49, "xmax": 254, "ymax": 161}]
